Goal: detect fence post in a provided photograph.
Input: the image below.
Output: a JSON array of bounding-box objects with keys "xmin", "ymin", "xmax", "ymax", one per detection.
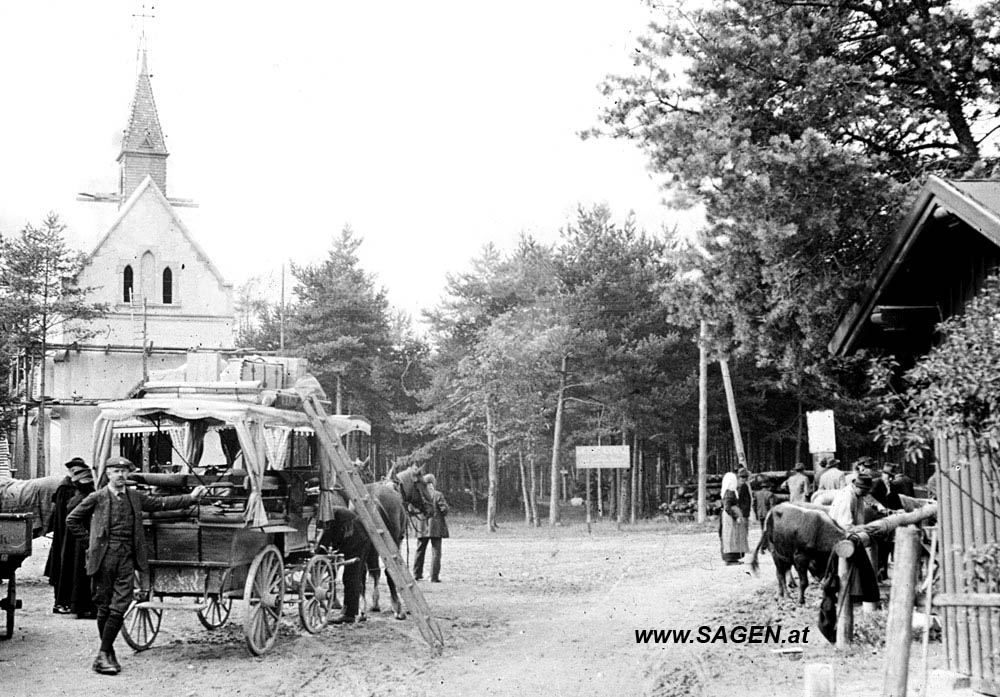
[{"xmin": 883, "ymin": 525, "xmax": 921, "ymax": 697}]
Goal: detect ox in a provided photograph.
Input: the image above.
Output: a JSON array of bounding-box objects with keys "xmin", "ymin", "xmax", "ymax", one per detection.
[{"xmin": 749, "ymin": 502, "xmax": 856, "ymax": 605}]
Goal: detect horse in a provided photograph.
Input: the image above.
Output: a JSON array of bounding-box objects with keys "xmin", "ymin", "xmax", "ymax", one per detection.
[
  {"xmin": 0, "ymin": 474, "xmax": 67, "ymax": 536},
  {"xmin": 327, "ymin": 465, "xmax": 433, "ymax": 620}
]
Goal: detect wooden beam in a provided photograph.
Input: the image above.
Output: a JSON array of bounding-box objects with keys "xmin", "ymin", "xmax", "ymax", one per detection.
[{"xmin": 933, "ymin": 594, "xmax": 1000, "ymax": 608}]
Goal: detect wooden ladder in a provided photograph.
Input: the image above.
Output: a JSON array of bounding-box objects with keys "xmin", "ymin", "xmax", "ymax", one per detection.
[{"xmin": 301, "ymin": 396, "xmax": 445, "ymax": 652}]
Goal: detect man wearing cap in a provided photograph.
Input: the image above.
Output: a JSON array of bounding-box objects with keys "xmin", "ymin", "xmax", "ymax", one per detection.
[
  {"xmin": 67, "ymin": 456, "xmax": 206, "ymax": 675},
  {"xmin": 45, "ymin": 457, "xmax": 96, "ymax": 616},
  {"xmin": 781, "ymin": 463, "xmax": 812, "ymax": 503},
  {"xmin": 412, "ymin": 473, "xmax": 449, "ymax": 582}
]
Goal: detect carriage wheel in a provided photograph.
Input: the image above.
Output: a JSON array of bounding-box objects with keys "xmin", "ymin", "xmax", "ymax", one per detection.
[
  {"xmin": 244, "ymin": 545, "xmax": 285, "ymax": 656},
  {"xmin": 198, "ymin": 595, "xmax": 233, "ymax": 630},
  {"xmin": 298, "ymin": 556, "xmax": 335, "ymax": 633},
  {"xmin": 2, "ymin": 575, "xmax": 16, "ymax": 640},
  {"xmin": 198, "ymin": 568, "xmax": 234, "ymax": 630},
  {"xmin": 121, "ymin": 596, "xmax": 162, "ymax": 651}
]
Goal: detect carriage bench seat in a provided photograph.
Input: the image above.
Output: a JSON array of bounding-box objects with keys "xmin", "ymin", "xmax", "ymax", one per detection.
[{"xmin": 197, "ymin": 504, "xmax": 248, "ymax": 525}]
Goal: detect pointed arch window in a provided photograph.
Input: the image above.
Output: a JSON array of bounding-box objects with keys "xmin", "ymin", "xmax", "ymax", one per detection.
[
  {"xmin": 123, "ymin": 265, "xmax": 134, "ymax": 303},
  {"xmin": 163, "ymin": 267, "xmax": 173, "ymax": 304}
]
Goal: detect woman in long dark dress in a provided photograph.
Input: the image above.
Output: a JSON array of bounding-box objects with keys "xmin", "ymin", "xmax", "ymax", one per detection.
[
  {"xmin": 46, "ymin": 460, "xmax": 96, "ymax": 617},
  {"xmin": 719, "ymin": 468, "xmax": 752, "ymax": 565}
]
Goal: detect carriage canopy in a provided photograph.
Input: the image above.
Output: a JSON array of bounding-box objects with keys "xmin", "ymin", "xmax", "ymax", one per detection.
[{"xmin": 92, "ymin": 396, "xmax": 370, "ymax": 527}]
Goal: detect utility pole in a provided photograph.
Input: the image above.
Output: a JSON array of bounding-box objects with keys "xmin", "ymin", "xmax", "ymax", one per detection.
[
  {"xmin": 697, "ymin": 320, "xmax": 709, "ymax": 523},
  {"xmin": 719, "ymin": 358, "xmax": 747, "ymax": 467}
]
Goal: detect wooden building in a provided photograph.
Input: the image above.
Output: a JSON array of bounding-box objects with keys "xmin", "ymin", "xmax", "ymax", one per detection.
[{"xmin": 830, "ymin": 176, "xmax": 1000, "ymax": 695}]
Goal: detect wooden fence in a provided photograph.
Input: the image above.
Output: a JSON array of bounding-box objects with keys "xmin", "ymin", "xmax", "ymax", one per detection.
[{"xmin": 935, "ymin": 432, "xmax": 1000, "ymax": 696}]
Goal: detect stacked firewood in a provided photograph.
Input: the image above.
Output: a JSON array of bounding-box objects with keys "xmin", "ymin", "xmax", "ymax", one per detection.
[{"xmin": 659, "ymin": 474, "xmax": 725, "ymax": 520}]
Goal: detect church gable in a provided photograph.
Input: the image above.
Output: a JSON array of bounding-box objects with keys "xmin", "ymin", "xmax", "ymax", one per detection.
[{"xmin": 79, "ymin": 176, "xmax": 233, "ymax": 317}]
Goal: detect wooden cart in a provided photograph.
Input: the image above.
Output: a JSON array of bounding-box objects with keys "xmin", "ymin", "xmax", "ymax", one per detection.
[
  {"xmin": 91, "ymin": 392, "xmax": 370, "ymax": 656},
  {"xmin": 0, "ymin": 512, "xmax": 33, "ymax": 640}
]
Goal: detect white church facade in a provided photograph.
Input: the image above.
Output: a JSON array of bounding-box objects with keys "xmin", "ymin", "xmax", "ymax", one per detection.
[{"xmin": 14, "ymin": 50, "xmax": 238, "ymax": 477}]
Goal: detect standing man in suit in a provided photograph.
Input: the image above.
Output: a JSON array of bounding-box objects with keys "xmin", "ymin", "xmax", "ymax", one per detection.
[
  {"xmin": 781, "ymin": 462, "xmax": 812, "ymax": 503},
  {"xmin": 412, "ymin": 474, "xmax": 450, "ymax": 583},
  {"xmin": 67, "ymin": 456, "xmax": 205, "ymax": 675}
]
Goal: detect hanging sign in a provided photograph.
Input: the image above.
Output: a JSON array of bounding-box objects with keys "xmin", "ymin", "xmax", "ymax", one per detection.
[
  {"xmin": 806, "ymin": 410, "xmax": 837, "ymax": 454},
  {"xmin": 575, "ymin": 445, "xmax": 630, "ymax": 469}
]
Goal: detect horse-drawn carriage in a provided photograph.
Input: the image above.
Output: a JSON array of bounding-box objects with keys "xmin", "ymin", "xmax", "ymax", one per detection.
[
  {"xmin": 91, "ymin": 373, "xmax": 443, "ymax": 655},
  {"xmin": 90, "ymin": 381, "xmax": 372, "ymax": 655}
]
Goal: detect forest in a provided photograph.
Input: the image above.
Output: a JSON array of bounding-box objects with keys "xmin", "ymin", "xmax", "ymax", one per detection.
[{"xmin": 6, "ymin": 0, "xmax": 1000, "ymax": 531}]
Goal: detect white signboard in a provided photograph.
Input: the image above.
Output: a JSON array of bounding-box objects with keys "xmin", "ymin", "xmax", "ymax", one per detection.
[
  {"xmin": 575, "ymin": 445, "xmax": 631, "ymax": 469},
  {"xmin": 806, "ymin": 410, "xmax": 837, "ymax": 454}
]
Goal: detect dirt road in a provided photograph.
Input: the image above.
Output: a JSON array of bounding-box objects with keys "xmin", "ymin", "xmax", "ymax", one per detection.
[{"xmin": 1, "ymin": 517, "xmax": 944, "ymax": 697}]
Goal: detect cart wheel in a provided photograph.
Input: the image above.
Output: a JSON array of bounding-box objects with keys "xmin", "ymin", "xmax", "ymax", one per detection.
[
  {"xmin": 244, "ymin": 545, "xmax": 284, "ymax": 656},
  {"xmin": 198, "ymin": 595, "xmax": 233, "ymax": 630},
  {"xmin": 299, "ymin": 556, "xmax": 335, "ymax": 633},
  {"xmin": 2, "ymin": 575, "xmax": 16, "ymax": 640},
  {"xmin": 122, "ymin": 597, "xmax": 162, "ymax": 651}
]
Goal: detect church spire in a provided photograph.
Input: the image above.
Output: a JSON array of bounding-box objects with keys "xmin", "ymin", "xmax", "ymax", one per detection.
[{"xmin": 118, "ymin": 48, "xmax": 169, "ymax": 199}]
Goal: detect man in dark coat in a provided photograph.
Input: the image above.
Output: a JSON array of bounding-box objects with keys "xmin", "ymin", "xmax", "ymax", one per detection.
[
  {"xmin": 871, "ymin": 463, "xmax": 903, "ymax": 511},
  {"xmin": 318, "ymin": 505, "xmax": 372, "ymax": 625},
  {"xmin": 412, "ymin": 474, "xmax": 449, "ymax": 582},
  {"xmin": 893, "ymin": 466, "xmax": 916, "ymax": 498},
  {"xmin": 46, "ymin": 458, "xmax": 96, "ymax": 618},
  {"xmin": 66, "ymin": 456, "xmax": 205, "ymax": 675}
]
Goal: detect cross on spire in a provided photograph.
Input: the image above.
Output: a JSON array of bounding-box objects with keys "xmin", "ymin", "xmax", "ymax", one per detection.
[{"xmin": 133, "ymin": 4, "xmax": 156, "ymax": 53}]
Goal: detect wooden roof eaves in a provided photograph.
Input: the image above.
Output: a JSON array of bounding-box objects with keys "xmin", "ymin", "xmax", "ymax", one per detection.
[{"xmin": 828, "ymin": 176, "xmax": 959, "ymax": 357}]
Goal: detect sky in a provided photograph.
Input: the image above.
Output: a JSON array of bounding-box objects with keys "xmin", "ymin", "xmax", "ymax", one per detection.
[{"xmin": 0, "ymin": 1, "xmax": 702, "ymax": 323}]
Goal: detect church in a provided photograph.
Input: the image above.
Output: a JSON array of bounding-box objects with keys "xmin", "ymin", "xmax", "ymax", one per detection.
[{"xmin": 14, "ymin": 49, "xmax": 238, "ymax": 477}]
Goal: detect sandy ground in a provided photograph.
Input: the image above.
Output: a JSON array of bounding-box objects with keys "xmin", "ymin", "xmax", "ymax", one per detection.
[{"xmin": 1, "ymin": 514, "xmax": 946, "ymax": 697}]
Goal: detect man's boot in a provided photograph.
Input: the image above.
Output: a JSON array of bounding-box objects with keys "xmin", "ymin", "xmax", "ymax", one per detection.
[
  {"xmin": 96, "ymin": 608, "xmax": 108, "ymax": 641},
  {"xmin": 99, "ymin": 610, "xmax": 124, "ymax": 673},
  {"xmin": 92, "ymin": 651, "xmax": 118, "ymax": 675}
]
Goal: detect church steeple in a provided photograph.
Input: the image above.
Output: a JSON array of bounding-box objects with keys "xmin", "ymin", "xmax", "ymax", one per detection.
[{"xmin": 118, "ymin": 49, "xmax": 169, "ymax": 199}]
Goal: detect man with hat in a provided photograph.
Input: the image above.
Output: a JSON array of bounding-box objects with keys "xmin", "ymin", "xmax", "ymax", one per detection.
[
  {"xmin": 412, "ymin": 473, "xmax": 450, "ymax": 582},
  {"xmin": 67, "ymin": 456, "xmax": 206, "ymax": 675},
  {"xmin": 781, "ymin": 462, "xmax": 812, "ymax": 503},
  {"xmin": 829, "ymin": 471, "xmax": 875, "ymax": 529},
  {"xmin": 844, "ymin": 456, "xmax": 873, "ymax": 487},
  {"xmin": 817, "ymin": 458, "xmax": 846, "ymax": 492},
  {"xmin": 872, "ymin": 463, "xmax": 903, "ymax": 511},
  {"xmin": 45, "ymin": 457, "xmax": 95, "ymax": 616}
]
